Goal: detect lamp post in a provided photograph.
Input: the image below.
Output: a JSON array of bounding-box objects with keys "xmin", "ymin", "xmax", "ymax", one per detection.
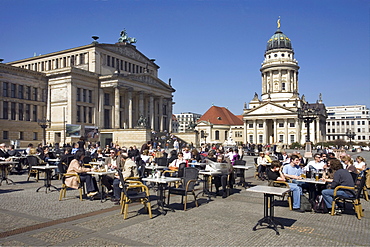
[
  {"xmin": 38, "ymin": 118, "xmax": 51, "ymax": 146},
  {"xmin": 297, "ymin": 103, "xmax": 320, "ymax": 158},
  {"xmin": 346, "ymin": 129, "xmax": 356, "ymax": 149}
]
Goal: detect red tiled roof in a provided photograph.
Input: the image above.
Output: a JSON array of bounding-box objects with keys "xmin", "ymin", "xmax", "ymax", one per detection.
[{"xmin": 198, "ymin": 106, "xmax": 244, "ymax": 125}]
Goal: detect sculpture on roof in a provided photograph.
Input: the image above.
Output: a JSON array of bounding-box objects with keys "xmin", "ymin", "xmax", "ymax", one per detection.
[
  {"xmin": 118, "ymin": 29, "xmax": 137, "ymax": 44},
  {"xmin": 137, "ymin": 115, "xmax": 147, "ymax": 128}
]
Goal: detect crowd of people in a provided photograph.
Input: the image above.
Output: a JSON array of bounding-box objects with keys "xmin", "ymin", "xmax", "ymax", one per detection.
[{"xmin": 258, "ymin": 148, "xmax": 367, "ymax": 214}]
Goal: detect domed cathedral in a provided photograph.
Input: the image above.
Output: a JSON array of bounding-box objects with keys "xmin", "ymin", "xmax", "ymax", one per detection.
[{"xmin": 242, "ymin": 18, "xmax": 327, "ymax": 146}]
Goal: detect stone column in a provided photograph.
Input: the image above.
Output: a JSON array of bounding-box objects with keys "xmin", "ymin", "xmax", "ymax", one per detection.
[
  {"xmin": 159, "ymin": 96, "xmax": 163, "ymax": 132},
  {"xmin": 263, "ymin": 120, "xmax": 267, "ymax": 144},
  {"xmin": 279, "ymin": 69, "xmax": 282, "ymax": 91},
  {"xmin": 243, "ymin": 120, "xmax": 247, "ymax": 144},
  {"xmin": 139, "ymin": 92, "xmax": 144, "ymax": 117},
  {"xmin": 149, "ymin": 96, "xmax": 154, "ymax": 130},
  {"xmin": 284, "ymin": 118, "xmax": 288, "ymax": 144},
  {"xmin": 114, "ymin": 86, "xmax": 120, "ymax": 129},
  {"xmin": 296, "ymin": 118, "xmax": 301, "ymax": 144},
  {"xmin": 167, "ymin": 99, "xmax": 173, "ymax": 133},
  {"xmin": 253, "ymin": 119, "xmax": 257, "ymax": 144},
  {"xmin": 98, "ymin": 89, "xmax": 104, "ymax": 127},
  {"xmin": 287, "ymin": 70, "xmax": 291, "ymax": 92},
  {"xmin": 128, "ymin": 90, "xmax": 133, "ymax": 129}
]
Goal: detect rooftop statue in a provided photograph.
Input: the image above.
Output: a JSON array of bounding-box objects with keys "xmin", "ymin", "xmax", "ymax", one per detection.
[
  {"xmin": 118, "ymin": 29, "xmax": 137, "ymax": 44},
  {"xmin": 137, "ymin": 115, "xmax": 147, "ymax": 128}
]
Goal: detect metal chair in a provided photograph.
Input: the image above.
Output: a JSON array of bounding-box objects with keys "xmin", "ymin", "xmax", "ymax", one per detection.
[
  {"xmin": 167, "ymin": 167, "xmax": 199, "ymax": 211},
  {"xmin": 268, "ymin": 180, "xmax": 293, "ymax": 210},
  {"xmin": 118, "ymin": 170, "xmax": 152, "ymax": 220},
  {"xmin": 59, "ymin": 173, "xmax": 84, "ymax": 201},
  {"xmin": 330, "ymin": 170, "xmax": 367, "ymax": 219},
  {"xmin": 26, "ymin": 156, "xmax": 42, "ymax": 182}
]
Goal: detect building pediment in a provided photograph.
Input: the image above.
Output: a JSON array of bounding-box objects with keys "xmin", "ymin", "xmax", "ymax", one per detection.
[
  {"xmin": 245, "ymin": 102, "xmax": 296, "ymax": 116},
  {"xmin": 99, "ymin": 44, "xmax": 157, "ymax": 67}
]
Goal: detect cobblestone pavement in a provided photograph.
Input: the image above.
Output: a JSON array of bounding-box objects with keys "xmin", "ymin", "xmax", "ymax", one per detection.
[{"xmin": 0, "ymin": 150, "xmax": 369, "ymax": 246}]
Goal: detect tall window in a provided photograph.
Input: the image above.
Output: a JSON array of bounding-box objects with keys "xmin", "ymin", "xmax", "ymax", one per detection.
[
  {"xmin": 11, "ymin": 102, "xmax": 16, "ymax": 120},
  {"xmin": 33, "ymin": 132, "xmax": 38, "ymax": 140},
  {"xmin": 107, "ymin": 55, "xmax": 111, "ymax": 66},
  {"xmin": 104, "ymin": 109, "xmax": 110, "ymax": 128},
  {"xmin": 88, "ymin": 107, "xmax": 92, "ymax": 123},
  {"xmin": 104, "ymin": 93, "xmax": 110, "ymax": 105},
  {"xmin": 224, "ymin": 131, "xmax": 228, "ymax": 140},
  {"xmin": 19, "ymin": 132, "xmax": 24, "ymax": 140},
  {"xmin": 215, "ymin": 130, "xmax": 219, "ymax": 140},
  {"xmin": 33, "ymin": 88, "xmax": 38, "ymax": 101},
  {"xmin": 18, "ymin": 103, "xmax": 23, "ymax": 121},
  {"xmin": 290, "ymin": 135, "xmax": 295, "ymax": 143},
  {"xmin": 258, "ymin": 135, "xmax": 263, "ymax": 143},
  {"xmin": 18, "ymin": 85, "xmax": 24, "ymax": 99},
  {"xmin": 282, "ymin": 82, "xmax": 286, "ymax": 90},
  {"xmin": 83, "ymin": 89, "xmax": 86, "ymax": 102},
  {"xmin": 26, "ymin": 86, "xmax": 31, "ymax": 100},
  {"xmin": 77, "ymin": 106, "xmax": 81, "ymax": 122},
  {"xmin": 25, "ymin": 104, "xmax": 30, "ymax": 121},
  {"xmin": 279, "ymin": 135, "xmax": 284, "ymax": 142},
  {"xmin": 249, "ymin": 135, "xmax": 253, "ymax": 143},
  {"xmin": 11, "ymin": 83, "xmax": 16, "ymax": 98},
  {"xmin": 88, "ymin": 90, "xmax": 92, "ymax": 103},
  {"xmin": 77, "ymin": 88, "xmax": 81, "ymax": 101},
  {"xmin": 3, "ymin": 82, "xmax": 8, "ymax": 97},
  {"xmin": 32, "ymin": 105, "xmax": 37, "ymax": 122},
  {"xmin": 3, "ymin": 131, "xmax": 8, "ymax": 140},
  {"xmin": 3, "ymin": 102, "xmax": 8, "ymax": 119}
]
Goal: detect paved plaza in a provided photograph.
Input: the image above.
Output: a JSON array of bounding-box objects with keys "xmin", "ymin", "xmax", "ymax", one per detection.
[{"xmin": 1, "ymin": 150, "xmax": 370, "ymax": 246}]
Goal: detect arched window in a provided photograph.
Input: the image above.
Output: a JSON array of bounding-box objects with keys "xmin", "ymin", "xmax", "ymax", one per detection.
[{"xmin": 215, "ymin": 130, "xmax": 219, "ymax": 140}]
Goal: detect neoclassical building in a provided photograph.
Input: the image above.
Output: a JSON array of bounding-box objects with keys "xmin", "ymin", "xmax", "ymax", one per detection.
[
  {"xmin": 2, "ymin": 30, "xmax": 175, "ymax": 147},
  {"xmin": 242, "ymin": 21, "xmax": 327, "ymax": 145}
]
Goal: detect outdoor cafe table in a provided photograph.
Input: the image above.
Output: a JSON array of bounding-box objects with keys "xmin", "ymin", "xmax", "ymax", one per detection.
[
  {"xmin": 0, "ymin": 161, "xmax": 18, "ymax": 185},
  {"xmin": 297, "ymin": 177, "xmax": 326, "ymax": 200},
  {"xmin": 233, "ymin": 165, "xmax": 253, "ymax": 188},
  {"xmin": 87, "ymin": 170, "xmax": 116, "ymax": 202},
  {"xmin": 32, "ymin": 165, "xmax": 59, "ymax": 193},
  {"xmin": 142, "ymin": 176, "xmax": 181, "ymax": 215},
  {"xmin": 247, "ymin": 185, "xmax": 290, "ymax": 235},
  {"xmin": 198, "ymin": 170, "xmax": 222, "ymax": 200}
]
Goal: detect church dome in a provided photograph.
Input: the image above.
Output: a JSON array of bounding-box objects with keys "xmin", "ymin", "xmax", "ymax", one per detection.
[{"xmin": 266, "ymin": 29, "xmax": 292, "ymax": 51}]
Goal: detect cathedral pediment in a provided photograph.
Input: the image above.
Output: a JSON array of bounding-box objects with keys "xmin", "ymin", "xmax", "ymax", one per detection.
[{"xmin": 245, "ymin": 102, "xmax": 296, "ymax": 116}]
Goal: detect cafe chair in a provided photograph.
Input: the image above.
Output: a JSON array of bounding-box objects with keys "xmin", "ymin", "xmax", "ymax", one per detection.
[
  {"xmin": 268, "ymin": 180, "xmax": 293, "ymax": 210},
  {"xmin": 26, "ymin": 156, "xmax": 42, "ymax": 182},
  {"xmin": 330, "ymin": 170, "xmax": 367, "ymax": 219},
  {"xmin": 57, "ymin": 162, "xmax": 68, "ymax": 180},
  {"xmin": 162, "ymin": 162, "xmax": 186, "ymax": 188},
  {"xmin": 167, "ymin": 167, "xmax": 199, "ymax": 211},
  {"xmin": 59, "ymin": 173, "xmax": 84, "ymax": 201},
  {"xmin": 118, "ymin": 171, "xmax": 152, "ymax": 220}
]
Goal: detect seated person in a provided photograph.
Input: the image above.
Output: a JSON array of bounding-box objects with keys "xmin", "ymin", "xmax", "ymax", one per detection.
[
  {"xmin": 213, "ymin": 155, "xmax": 233, "ymax": 198},
  {"xmin": 257, "ymin": 152, "xmax": 268, "ymax": 180},
  {"xmin": 140, "ymin": 149, "xmax": 151, "ymax": 164},
  {"xmin": 0, "ymin": 143, "xmax": 10, "ymax": 160},
  {"xmin": 168, "ymin": 152, "xmax": 186, "ymax": 170},
  {"xmin": 354, "ymin": 156, "xmax": 366, "ymax": 172},
  {"xmin": 65, "ymin": 150, "xmax": 98, "ymax": 198},
  {"xmin": 60, "ymin": 147, "xmax": 74, "ymax": 166},
  {"xmin": 283, "ymin": 154, "xmax": 310, "ymax": 197},
  {"xmin": 7, "ymin": 145, "xmax": 20, "ymax": 157},
  {"xmin": 341, "ymin": 156, "xmax": 358, "ymax": 174},
  {"xmin": 101, "ymin": 149, "xmax": 121, "ymax": 193},
  {"xmin": 306, "ymin": 153, "xmax": 325, "ymax": 172},
  {"xmin": 28, "ymin": 148, "xmax": 46, "ymax": 165},
  {"xmin": 321, "ymin": 159, "xmax": 355, "ymax": 213},
  {"xmin": 267, "ymin": 160, "xmax": 303, "ymax": 212},
  {"xmin": 112, "ymin": 149, "xmax": 139, "ymax": 204}
]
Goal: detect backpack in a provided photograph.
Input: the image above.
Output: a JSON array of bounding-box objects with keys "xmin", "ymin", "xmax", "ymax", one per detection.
[
  {"xmin": 312, "ymin": 195, "xmax": 328, "ymax": 213},
  {"xmin": 300, "ymin": 194, "xmax": 312, "ymax": 212}
]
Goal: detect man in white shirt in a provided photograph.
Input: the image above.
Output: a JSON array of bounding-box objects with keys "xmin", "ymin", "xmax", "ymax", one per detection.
[{"xmin": 306, "ymin": 154, "xmax": 325, "ymax": 171}]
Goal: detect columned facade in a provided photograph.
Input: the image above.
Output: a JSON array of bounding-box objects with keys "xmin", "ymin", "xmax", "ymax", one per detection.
[{"xmin": 4, "ymin": 31, "xmax": 176, "ymax": 147}]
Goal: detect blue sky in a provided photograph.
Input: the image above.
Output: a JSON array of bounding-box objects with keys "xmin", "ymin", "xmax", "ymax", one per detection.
[{"xmin": 1, "ymin": 0, "xmax": 369, "ymax": 115}]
